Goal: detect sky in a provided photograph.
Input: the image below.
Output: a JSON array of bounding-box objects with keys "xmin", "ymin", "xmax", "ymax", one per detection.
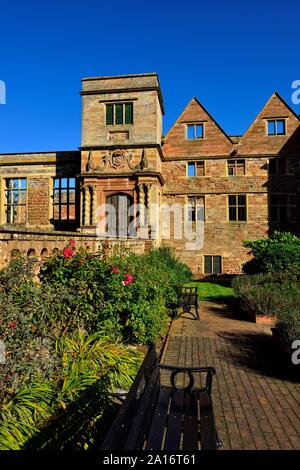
[{"xmin": 0, "ymin": 0, "xmax": 299, "ymax": 153}]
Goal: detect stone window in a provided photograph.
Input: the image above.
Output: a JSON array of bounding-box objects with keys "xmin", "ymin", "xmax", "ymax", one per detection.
[
  {"xmin": 267, "ymin": 119, "xmax": 286, "ymax": 136},
  {"xmin": 106, "ymin": 103, "xmax": 133, "ymax": 125},
  {"xmin": 269, "ymin": 194, "xmax": 296, "ymax": 222},
  {"xmin": 228, "ymin": 195, "xmax": 247, "ymax": 221},
  {"xmin": 204, "ymin": 255, "xmax": 222, "ymax": 274},
  {"xmin": 268, "ymin": 158, "xmax": 289, "ymax": 175},
  {"xmin": 227, "ymin": 159, "xmax": 245, "ymax": 176},
  {"xmin": 186, "ymin": 123, "xmax": 204, "ymax": 140},
  {"xmin": 53, "ymin": 177, "xmax": 76, "ymax": 221},
  {"xmin": 187, "ymin": 196, "xmax": 205, "ymax": 222},
  {"xmin": 187, "ymin": 161, "xmax": 205, "ymax": 177},
  {"xmin": 5, "ymin": 178, "xmax": 27, "ymax": 224}
]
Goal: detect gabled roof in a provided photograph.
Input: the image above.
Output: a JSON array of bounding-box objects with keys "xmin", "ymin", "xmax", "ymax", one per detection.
[{"xmin": 163, "ymin": 97, "xmax": 233, "ymax": 158}]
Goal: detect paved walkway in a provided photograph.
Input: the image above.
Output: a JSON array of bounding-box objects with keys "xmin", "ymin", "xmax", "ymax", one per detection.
[{"xmin": 161, "ymin": 301, "xmax": 300, "ymax": 450}]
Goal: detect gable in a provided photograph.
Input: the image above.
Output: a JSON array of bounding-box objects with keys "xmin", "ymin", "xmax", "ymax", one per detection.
[
  {"xmin": 238, "ymin": 93, "xmax": 300, "ymax": 155},
  {"xmin": 162, "ymin": 98, "xmax": 233, "ymax": 158}
]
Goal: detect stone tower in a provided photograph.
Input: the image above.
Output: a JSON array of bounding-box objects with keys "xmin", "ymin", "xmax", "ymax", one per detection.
[{"xmin": 80, "ymin": 73, "xmax": 164, "ymax": 239}]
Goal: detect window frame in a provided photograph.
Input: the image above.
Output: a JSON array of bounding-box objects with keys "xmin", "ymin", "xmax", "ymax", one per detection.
[
  {"xmin": 187, "ymin": 160, "xmax": 205, "ymax": 177},
  {"xmin": 105, "ymin": 102, "xmax": 134, "ymax": 126},
  {"xmin": 187, "ymin": 196, "xmax": 205, "ymax": 222},
  {"xmin": 269, "ymin": 193, "xmax": 296, "ymax": 223},
  {"xmin": 267, "ymin": 119, "xmax": 287, "ymax": 136},
  {"xmin": 203, "ymin": 255, "xmax": 222, "ymax": 275},
  {"xmin": 228, "ymin": 194, "xmax": 247, "ymax": 222},
  {"xmin": 227, "ymin": 159, "xmax": 245, "ymax": 176},
  {"xmin": 4, "ymin": 177, "xmax": 27, "ymax": 224},
  {"xmin": 52, "ymin": 177, "xmax": 77, "ymax": 222},
  {"xmin": 186, "ymin": 123, "xmax": 205, "ymax": 140},
  {"xmin": 268, "ymin": 158, "xmax": 289, "ymax": 175}
]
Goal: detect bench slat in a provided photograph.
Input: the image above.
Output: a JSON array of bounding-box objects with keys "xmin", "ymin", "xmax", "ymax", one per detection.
[
  {"xmin": 101, "ymin": 345, "xmax": 157, "ymax": 450},
  {"xmin": 199, "ymin": 391, "xmax": 217, "ymax": 450},
  {"xmin": 182, "ymin": 390, "xmax": 199, "ymax": 450},
  {"xmin": 145, "ymin": 387, "xmax": 171, "ymax": 450},
  {"xmin": 164, "ymin": 390, "xmax": 185, "ymax": 450},
  {"xmin": 124, "ymin": 367, "xmax": 160, "ymax": 449}
]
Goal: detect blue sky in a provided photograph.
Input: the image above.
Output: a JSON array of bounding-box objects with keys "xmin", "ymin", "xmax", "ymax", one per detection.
[{"xmin": 0, "ymin": 0, "xmax": 299, "ymax": 153}]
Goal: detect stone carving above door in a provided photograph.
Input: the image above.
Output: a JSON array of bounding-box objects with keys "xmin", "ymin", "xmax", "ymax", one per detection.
[{"xmin": 86, "ymin": 148, "xmax": 149, "ymax": 173}]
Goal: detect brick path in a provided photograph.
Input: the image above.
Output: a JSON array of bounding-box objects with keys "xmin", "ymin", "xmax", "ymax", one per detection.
[{"xmin": 161, "ymin": 301, "xmax": 300, "ymax": 450}]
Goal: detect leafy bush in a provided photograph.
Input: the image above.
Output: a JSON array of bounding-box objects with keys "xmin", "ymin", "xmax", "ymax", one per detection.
[
  {"xmin": 0, "ymin": 242, "xmax": 191, "ymax": 449},
  {"xmin": 243, "ymin": 231, "xmax": 300, "ymax": 274},
  {"xmin": 40, "ymin": 243, "xmax": 192, "ymax": 344},
  {"xmin": 233, "ymin": 273, "xmax": 300, "ymax": 344},
  {"xmin": 0, "ymin": 331, "xmax": 143, "ymax": 450}
]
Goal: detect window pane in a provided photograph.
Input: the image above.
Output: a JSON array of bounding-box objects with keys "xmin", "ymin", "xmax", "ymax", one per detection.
[
  {"xmin": 238, "ymin": 206, "xmax": 246, "ymax": 221},
  {"xmin": 69, "ymin": 178, "xmax": 76, "ymax": 188},
  {"xmin": 187, "ymin": 125, "xmax": 194, "ymax": 140},
  {"xmin": 197, "ymin": 161, "xmax": 205, "ymax": 176},
  {"xmin": 279, "ymin": 206, "xmax": 288, "ymax": 222},
  {"xmin": 187, "ymin": 162, "xmax": 196, "ymax": 177},
  {"xmin": 236, "ymin": 160, "xmax": 245, "ymax": 175},
  {"xmin": 213, "ymin": 256, "xmax": 221, "ymax": 274},
  {"xmin": 106, "ymin": 104, "xmax": 114, "ymax": 125},
  {"xmin": 268, "ymin": 121, "xmax": 276, "ymax": 135},
  {"xmin": 228, "ymin": 195, "xmax": 236, "ymax": 206},
  {"xmin": 20, "ymin": 179, "xmax": 27, "ymax": 190},
  {"xmin": 195, "ymin": 124, "xmax": 203, "ymax": 138},
  {"xmin": 196, "ymin": 205, "xmax": 205, "ymax": 222},
  {"xmin": 115, "ymin": 104, "xmax": 123, "ymax": 125},
  {"xmin": 229, "ymin": 206, "xmax": 236, "ymax": 221},
  {"xmin": 204, "ymin": 256, "xmax": 212, "ymax": 274},
  {"xmin": 238, "ymin": 195, "xmax": 246, "ymax": 206},
  {"xmin": 61, "ymin": 178, "xmax": 68, "ymax": 188},
  {"xmin": 125, "ymin": 103, "xmax": 133, "ymax": 124},
  {"xmin": 227, "ymin": 162, "xmax": 235, "ymax": 176},
  {"xmin": 276, "ymin": 120, "xmax": 285, "ymax": 135}
]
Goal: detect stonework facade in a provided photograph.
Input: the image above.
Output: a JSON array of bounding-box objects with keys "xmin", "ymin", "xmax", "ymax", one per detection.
[{"xmin": 0, "ymin": 73, "xmax": 299, "ymax": 275}]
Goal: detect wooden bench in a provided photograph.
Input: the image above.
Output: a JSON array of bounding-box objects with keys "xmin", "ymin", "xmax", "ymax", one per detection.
[
  {"xmin": 101, "ymin": 345, "xmax": 218, "ymax": 450},
  {"xmin": 176, "ymin": 286, "xmax": 199, "ymax": 320}
]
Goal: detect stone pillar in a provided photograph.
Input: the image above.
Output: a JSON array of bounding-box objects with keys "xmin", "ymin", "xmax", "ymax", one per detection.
[
  {"xmin": 138, "ymin": 184, "xmax": 145, "ymax": 226},
  {"xmin": 83, "ymin": 186, "xmax": 90, "ymax": 226},
  {"xmin": 146, "ymin": 184, "xmax": 152, "ymax": 227},
  {"xmin": 91, "ymin": 185, "xmax": 97, "ymax": 226}
]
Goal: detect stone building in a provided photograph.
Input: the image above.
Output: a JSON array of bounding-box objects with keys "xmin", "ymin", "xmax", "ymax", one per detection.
[{"xmin": 0, "ymin": 73, "xmax": 299, "ymax": 276}]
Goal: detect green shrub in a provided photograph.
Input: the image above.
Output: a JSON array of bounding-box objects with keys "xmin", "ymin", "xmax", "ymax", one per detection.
[
  {"xmin": 243, "ymin": 231, "xmax": 300, "ymax": 274},
  {"xmin": 0, "ymin": 331, "xmax": 143, "ymax": 450}
]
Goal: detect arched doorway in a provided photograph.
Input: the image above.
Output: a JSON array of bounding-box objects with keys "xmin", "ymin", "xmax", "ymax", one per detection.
[{"xmin": 106, "ymin": 193, "xmax": 134, "ymax": 238}]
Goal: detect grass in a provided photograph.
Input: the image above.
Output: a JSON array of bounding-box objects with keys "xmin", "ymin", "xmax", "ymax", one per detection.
[{"xmin": 186, "ymin": 280, "xmax": 235, "ymax": 302}]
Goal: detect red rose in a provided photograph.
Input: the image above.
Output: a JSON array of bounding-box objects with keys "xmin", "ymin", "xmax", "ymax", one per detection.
[
  {"xmin": 112, "ymin": 267, "xmax": 119, "ymax": 274},
  {"xmin": 69, "ymin": 239, "xmax": 76, "ymax": 248},
  {"xmin": 9, "ymin": 320, "xmax": 17, "ymax": 329},
  {"xmin": 63, "ymin": 247, "xmax": 75, "ymax": 258}
]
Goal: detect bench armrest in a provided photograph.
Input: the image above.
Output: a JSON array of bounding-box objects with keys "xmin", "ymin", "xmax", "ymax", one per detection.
[{"xmin": 158, "ymin": 363, "xmax": 216, "ymax": 394}]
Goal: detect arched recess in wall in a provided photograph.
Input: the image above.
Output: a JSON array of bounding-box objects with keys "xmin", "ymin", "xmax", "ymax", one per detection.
[
  {"xmin": 40, "ymin": 248, "xmax": 48, "ymax": 261},
  {"xmin": 10, "ymin": 249, "xmax": 21, "ymax": 259},
  {"xmin": 27, "ymin": 249, "xmax": 37, "ymax": 258}
]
